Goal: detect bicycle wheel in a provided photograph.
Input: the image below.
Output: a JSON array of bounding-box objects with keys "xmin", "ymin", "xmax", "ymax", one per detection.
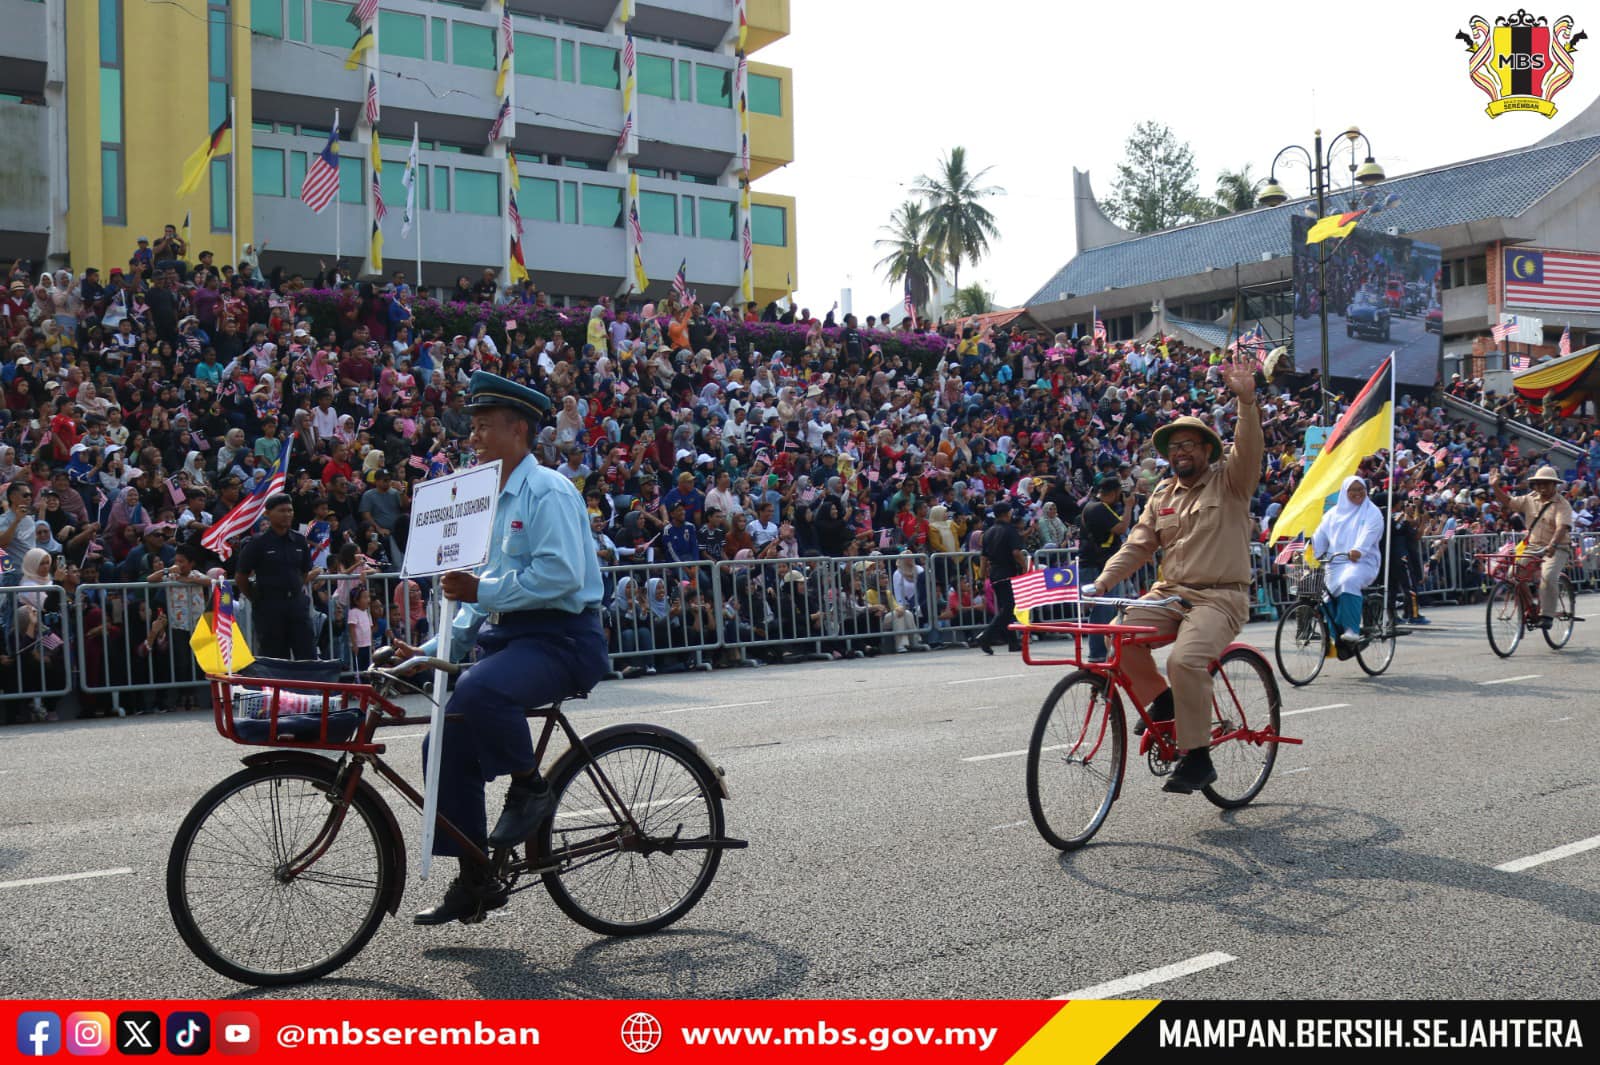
[
  {"xmin": 1274, "ymin": 601, "xmax": 1326, "ymax": 687},
  {"xmin": 1026, "ymin": 670, "xmax": 1126, "ymax": 851},
  {"xmin": 1203, "ymin": 648, "xmax": 1282, "ymax": 810},
  {"xmin": 1485, "ymin": 580, "xmax": 1524, "ymax": 658},
  {"xmin": 1543, "ymin": 576, "xmax": 1577, "ymax": 650},
  {"xmin": 540, "ymin": 729, "xmax": 725, "ymax": 936},
  {"xmin": 167, "ymin": 761, "xmax": 393, "ymax": 986},
  {"xmin": 1356, "ymin": 596, "xmax": 1396, "ymax": 676}
]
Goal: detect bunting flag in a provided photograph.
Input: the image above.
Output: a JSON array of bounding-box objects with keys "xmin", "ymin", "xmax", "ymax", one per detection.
[
  {"xmin": 508, "ymin": 234, "xmax": 530, "ymax": 285},
  {"xmin": 618, "ymin": 32, "xmax": 638, "ymax": 156},
  {"xmin": 488, "ymin": 96, "xmax": 511, "ymax": 141},
  {"xmin": 365, "ymin": 72, "xmax": 380, "ymax": 126},
  {"xmin": 370, "ymin": 219, "xmax": 384, "ymax": 273},
  {"xmin": 370, "ymin": 134, "xmax": 386, "ymax": 222},
  {"xmin": 627, "ymin": 172, "xmax": 644, "ymax": 244},
  {"xmin": 345, "ymin": 26, "xmax": 375, "ymax": 70},
  {"xmin": 735, "ymin": 0, "xmax": 748, "ymax": 51},
  {"xmin": 496, "ymin": 0, "xmax": 514, "ymax": 98},
  {"xmin": 1271, "ymin": 355, "xmax": 1395, "ymax": 544},
  {"xmin": 176, "ymin": 114, "xmax": 233, "ymax": 198},
  {"xmin": 739, "ymin": 183, "xmax": 753, "ymax": 304},
  {"xmin": 1305, "ymin": 209, "xmax": 1367, "ymax": 244},
  {"xmin": 400, "ymin": 125, "xmax": 418, "ymax": 238}
]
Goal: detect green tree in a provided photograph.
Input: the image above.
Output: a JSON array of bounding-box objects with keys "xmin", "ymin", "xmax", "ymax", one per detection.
[
  {"xmin": 874, "ymin": 200, "xmax": 943, "ymax": 320},
  {"xmin": 914, "ymin": 146, "xmax": 1003, "ymax": 293},
  {"xmin": 1100, "ymin": 121, "xmax": 1204, "ymax": 233},
  {"xmin": 950, "ymin": 283, "xmax": 995, "ymax": 318}
]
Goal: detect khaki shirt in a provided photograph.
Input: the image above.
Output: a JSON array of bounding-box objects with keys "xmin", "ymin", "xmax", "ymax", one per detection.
[
  {"xmin": 1096, "ymin": 400, "xmax": 1264, "ymax": 592},
  {"xmin": 1504, "ymin": 490, "xmax": 1573, "ymax": 550}
]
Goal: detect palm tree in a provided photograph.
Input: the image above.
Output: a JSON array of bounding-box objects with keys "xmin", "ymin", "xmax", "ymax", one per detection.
[
  {"xmin": 874, "ymin": 200, "xmax": 942, "ymax": 319},
  {"xmin": 1212, "ymin": 164, "xmax": 1260, "ymax": 216},
  {"xmin": 914, "ymin": 146, "xmax": 1003, "ymax": 294},
  {"xmin": 950, "ymin": 283, "xmax": 995, "ymax": 318}
]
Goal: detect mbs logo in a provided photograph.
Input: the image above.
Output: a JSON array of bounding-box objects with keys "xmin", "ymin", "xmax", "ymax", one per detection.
[{"xmin": 1457, "ymin": 9, "xmax": 1585, "ymax": 117}]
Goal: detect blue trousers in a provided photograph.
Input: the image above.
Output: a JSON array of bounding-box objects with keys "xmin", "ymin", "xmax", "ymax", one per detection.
[
  {"xmin": 1332, "ymin": 593, "xmax": 1362, "ymax": 637},
  {"xmin": 422, "ymin": 611, "xmax": 610, "ymax": 857}
]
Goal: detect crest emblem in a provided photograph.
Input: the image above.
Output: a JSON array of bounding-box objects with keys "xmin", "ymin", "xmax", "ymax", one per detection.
[{"xmin": 1457, "ymin": 10, "xmax": 1585, "ymax": 117}]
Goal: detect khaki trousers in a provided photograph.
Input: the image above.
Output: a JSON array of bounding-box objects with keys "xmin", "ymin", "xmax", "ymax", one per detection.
[
  {"xmin": 1119, "ymin": 585, "xmax": 1249, "ymax": 752},
  {"xmin": 1539, "ymin": 547, "xmax": 1572, "ymax": 617}
]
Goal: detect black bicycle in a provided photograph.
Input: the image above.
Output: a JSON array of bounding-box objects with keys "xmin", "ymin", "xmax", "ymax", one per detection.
[{"xmin": 1274, "ymin": 554, "xmax": 1402, "ymax": 687}]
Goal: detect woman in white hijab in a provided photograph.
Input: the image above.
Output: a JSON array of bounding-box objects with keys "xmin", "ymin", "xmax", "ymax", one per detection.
[{"xmin": 1311, "ymin": 475, "xmax": 1384, "ymax": 643}]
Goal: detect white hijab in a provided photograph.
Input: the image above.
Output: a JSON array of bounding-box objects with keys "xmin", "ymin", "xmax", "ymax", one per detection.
[{"xmin": 1316, "ymin": 475, "xmax": 1383, "ymax": 558}]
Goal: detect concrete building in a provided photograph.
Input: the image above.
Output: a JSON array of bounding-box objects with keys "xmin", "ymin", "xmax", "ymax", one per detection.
[
  {"xmin": 0, "ymin": 0, "xmax": 797, "ymax": 305},
  {"xmin": 1025, "ymin": 94, "xmax": 1600, "ymax": 383}
]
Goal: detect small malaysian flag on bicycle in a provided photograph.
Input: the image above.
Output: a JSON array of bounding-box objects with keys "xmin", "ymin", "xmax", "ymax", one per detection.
[
  {"xmin": 1011, "ymin": 565, "xmax": 1081, "ymax": 612},
  {"xmin": 214, "ymin": 581, "xmax": 238, "ymax": 673}
]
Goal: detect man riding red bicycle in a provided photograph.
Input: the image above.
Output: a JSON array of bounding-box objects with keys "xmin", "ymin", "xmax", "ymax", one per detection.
[
  {"xmin": 1489, "ymin": 464, "xmax": 1574, "ymax": 631},
  {"xmin": 1080, "ymin": 356, "xmax": 1263, "ymax": 795}
]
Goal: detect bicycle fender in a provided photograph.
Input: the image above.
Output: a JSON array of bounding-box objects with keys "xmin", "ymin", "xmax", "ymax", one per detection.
[
  {"xmin": 551, "ymin": 722, "xmax": 733, "ymax": 800},
  {"xmin": 239, "ymin": 751, "xmax": 409, "ymax": 917}
]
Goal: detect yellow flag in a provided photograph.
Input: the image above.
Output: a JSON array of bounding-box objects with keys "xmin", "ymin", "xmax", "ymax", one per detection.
[
  {"xmin": 370, "ymin": 219, "xmax": 383, "ymax": 274},
  {"xmin": 507, "ymin": 150, "xmax": 521, "ymax": 190},
  {"xmin": 1271, "ymin": 358, "xmax": 1394, "ymax": 543},
  {"xmin": 496, "ymin": 54, "xmax": 511, "ymax": 99},
  {"xmin": 1305, "ymin": 209, "xmax": 1367, "ymax": 244},
  {"xmin": 370, "ymin": 133, "xmax": 381, "ymax": 175},
  {"xmin": 345, "ymin": 27, "xmax": 375, "ymax": 70},
  {"xmin": 176, "ymin": 116, "xmax": 233, "ymax": 199},
  {"xmin": 509, "ymin": 235, "xmax": 530, "ymax": 284},
  {"xmin": 633, "ymin": 248, "xmax": 649, "ymax": 292},
  {"xmin": 189, "ymin": 611, "xmax": 255, "ymax": 676}
]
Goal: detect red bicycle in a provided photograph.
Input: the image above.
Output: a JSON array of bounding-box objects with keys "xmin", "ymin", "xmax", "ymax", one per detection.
[
  {"xmin": 1478, "ymin": 543, "xmax": 1582, "ymax": 658},
  {"xmin": 1018, "ymin": 597, "xmax": 1299, "ymax": 851}
]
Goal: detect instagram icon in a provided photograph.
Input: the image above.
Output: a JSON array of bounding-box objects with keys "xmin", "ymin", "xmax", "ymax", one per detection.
[{"xmin": 66, "ymin": 1012, "xmax": 111, "ymax": 1056}]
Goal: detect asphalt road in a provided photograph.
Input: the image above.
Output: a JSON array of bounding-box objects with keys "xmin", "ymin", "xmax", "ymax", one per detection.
[
  {"xmin": 2, "ymin": 599, "xmax": 1598, "ymax": 1001},
  {"xmin": 1308, "ymin": 313, "xmax": 1440, "ymax": 387}
]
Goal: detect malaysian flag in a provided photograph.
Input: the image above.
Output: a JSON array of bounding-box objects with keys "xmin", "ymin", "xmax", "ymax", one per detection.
[
  {"xmin": 496, "ymin": 0, "xmax": 513, "ymax": 98},
  {"xmin": 365, "ymin": 73, "xmax": 379, "ymax": 126},
  {"xmin": 1274, "ymin": 537, "xmax": 1306, "ymax": 566},
  {"xmin": 213, "ymin": 580, "xmax": 238, "ymax": 673},
  {"xmin": 904, "ymin": 280, "xmax": 917, "ymax": 329},
  {"xmin": 487, "ymin": 97, "xmax": 511, "ymax": 142},
  {"xmin": 1504, "ymin": 248, "xmax": 1600, "ymax": 312},
  {"xmin": 349, "ymin": 0, "xmax": 378, "ymax": 26},
  {"xmin": 299, "ymin": 116, "xmax": 341, "ymax": 214},
  {"xmin": 1490, "ymin": 318, "xmax": 1515, "ymax": 344},
  {"xmin": 628, "ymin": 199, "xmax": 644, "ymax": 245},
  {"xmin": 508, "ymin": 188, "xmax": 523, "ymax": 236},
  {"xmin": 741, "ymin": 216, "xmax": 753, "ymax": 268},
  {"xmin": 408, "ymin": 454, "xmax": 427, "ymax": 471},
  {"xmin": 42, "ymin": 632, "xmax": 63, "ymax": 652},
  {"xmin": 201, "ymin": 436, "xmax": 293, "ymax": 560},
  {"xmin": 1010, "ymin": 565, "xmax": 1081, "ymax": 613},
  {"xmin": 371, "ymin": 169, "xmax": 386, "ymax": 222},
  {"xmin": 1559, "ymin": 324, "xmax": 1572, "ymax": 357},
  {"xmin": 428, "ymin": 453, "xmax": 451, "ymax": 477},
  {"xmin": 1092, "ymin": 306, "xmax": 1106, "ymax": 342},
  {"xmin": 672, "ymin": 257, "xmax": 689, "ymax": 303},
  {"xmin": 617, "ymin": 110, "xmax": 634, "ymax": 154}
]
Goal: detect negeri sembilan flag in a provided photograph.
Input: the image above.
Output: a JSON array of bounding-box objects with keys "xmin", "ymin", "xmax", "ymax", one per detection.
[{"xmin": 1271, "ymin": 355, "xmax": 1394, "ymax": 544}]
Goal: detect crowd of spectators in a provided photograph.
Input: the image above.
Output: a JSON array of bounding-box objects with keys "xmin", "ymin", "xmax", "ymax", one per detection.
[{"xmin": 1, "ymin": 237, "xmax": 1596, "ymax": 721}]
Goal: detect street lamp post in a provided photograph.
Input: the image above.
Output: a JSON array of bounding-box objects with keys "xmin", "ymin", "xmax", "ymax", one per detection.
[{"xmin": 1257, "ymin": 127, "xmax": 1386, "ymax": 423}]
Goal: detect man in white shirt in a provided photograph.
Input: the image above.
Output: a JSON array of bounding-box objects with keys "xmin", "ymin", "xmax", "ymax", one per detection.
[
  {"xmin": 704, "ymin": 471, "xmax": 741, "ymax": 521},
  {"xmin": 311, "ymin": 392, "xmax": 340, "ymax": 440},
  {"xmin": 749, "ymin": 500, "xmax": 780, "ymax": 548},
  {"xmin": 724, "ymin": 406, "xmax": 750, "ymax": 446}
]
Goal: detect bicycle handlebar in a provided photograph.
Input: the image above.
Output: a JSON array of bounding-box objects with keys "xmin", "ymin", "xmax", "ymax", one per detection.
[
  {"xmin": 1071, "ymin": 594, "xmax": 1191, "ymax": 614},
  {"xmin": 371, "ymin": 646, "xmax": 462, "ymax": 678}
]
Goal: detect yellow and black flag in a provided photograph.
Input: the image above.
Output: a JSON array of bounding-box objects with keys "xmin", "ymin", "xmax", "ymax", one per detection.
[
  {"xmin": 1305, "ymin": 209, "xmax": 1367, "ymax": 244},
  {"xmin": 1271, "ymin": 355, "xmax": 1394, "ymax": 544},
  {"xmin": 369, "ymin": 219, "xmax": 383, "ymax": 274},
  {"xmin": 346, "ymin": 26, "xmax": 375, "ymax": 70},
  {"xmin": 176, "ymin": 114, "xmax": 233, "ymax": 199}
]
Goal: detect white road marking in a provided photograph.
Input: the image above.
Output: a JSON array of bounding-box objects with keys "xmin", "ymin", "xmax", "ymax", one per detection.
[
  {"xmin": 1055, "ymin": 952, "xmax": 1238, "ymax": 1000},
  {"xmin": 380, "ymin": 730, "xmax": 428, "ymax": 740},
  {"xmin": 948, "ymin": 674, "xmax": 1027, "ymax": 686},
  {"xmin": 1495, "ymin": 835, "xmax": 1600, "ymax": 873},
  {"xmin": 0, "ymin": 868, "xmax": 134, "ymax": 891},
  {"xmin": 969, "ymin": 705, "xmax": 1000, "ymax": 711},
  {"xmin": 661, "ymin": 700, "xmax": 772, "ymax": 715},
  {"xmin": 990, "ymin": 820, "xmax": 1031, "ymax": 831},
  {"xmin": 963, "ymin": 744, "xmax": 1065, "ymax": 764},
  {"xmin": 1284, "ymin": 767, "xmax": 1313, "ymax": 775},
  {"xmin": 1548, "ymin": 716, "xmax": 1574, "ymax": 724},
  {"xmin": 1282, "ymin": 703, "xmax": 1350, "ymax": 718},
  {"xmin": 554, "ymin": 797, "xmax": 683, "ymax": 820},
  {"xmin": 1479, "ymin": 674, "xmax": 1541, "ymax": 686}
]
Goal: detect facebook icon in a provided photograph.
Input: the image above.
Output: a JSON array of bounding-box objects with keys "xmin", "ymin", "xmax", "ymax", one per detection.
[{"xmin": 15, "ymin": 1012, "xmax": 61, "ymax": 1057}]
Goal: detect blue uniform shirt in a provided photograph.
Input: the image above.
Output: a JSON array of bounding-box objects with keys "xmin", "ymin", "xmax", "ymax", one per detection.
[{"xmin": 421, "ymin": 453, "xmax": 604, "ymax": 661}]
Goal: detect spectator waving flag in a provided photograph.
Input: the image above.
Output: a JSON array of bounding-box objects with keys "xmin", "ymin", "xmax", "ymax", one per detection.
[
  {"xmin": 673, "ymin": 258, "xmax": 690, "ymax": 304},
  {"xmin": 408, "ymin": 454, "xmax": 428, "ymax": 472},
  {"xmin": 300, "ymin": 116, "xmax": 341, "ymax": 214},
  {"xmin": 202, "ymin": 436, "xmax": 293, "ymax": 560},
  {"xmin": 1092, "ymin": 306, "xmax": 1106, "ymax": 342},
  {"xmin": 1010, "ymin": 565, "xmax": 1081, "ymax": 623},
  {"xmin": 1559, "ymin": 324, "xmax": 1572, "ymax": 358}
]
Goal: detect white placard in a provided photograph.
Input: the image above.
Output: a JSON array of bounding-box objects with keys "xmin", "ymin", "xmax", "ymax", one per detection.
[{"xmin": 403, "ymin": 461, "xmax": 502, "ymax": 578}]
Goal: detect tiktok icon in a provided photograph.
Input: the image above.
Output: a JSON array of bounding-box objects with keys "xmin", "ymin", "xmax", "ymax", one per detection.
[{"xmin": 165, "ymin": 1012, "xmax": 211, "ymax": 1056}]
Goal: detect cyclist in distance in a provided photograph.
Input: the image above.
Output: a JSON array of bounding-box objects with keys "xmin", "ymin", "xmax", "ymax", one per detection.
[
  {"xmin": 1079, "ymin": 356, "xmax": 1263, "ymax": 794},
  {"xmin": 1488, "ymin": 464, "xmax": 1574, "ymax": 630},
  {"xmin": 1309, "ymin": 476, "xmax": 1384, "ymax": 645}
]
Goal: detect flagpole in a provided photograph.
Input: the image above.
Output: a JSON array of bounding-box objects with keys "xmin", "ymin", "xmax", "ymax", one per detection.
[
  {"xmin": 1383, "ymin": 351, "xmax": 1396, "ymax": 627},
  {"xmin": 334, "ymin": 108, "xmax": 342, "ymax": 273},
  {"xmin": 414, "ymin": 121, "xmax": 423, "ymax": 295},
  {"xmin": 229, "ymin": 95, "xmax": 238, "ymax": 270}
]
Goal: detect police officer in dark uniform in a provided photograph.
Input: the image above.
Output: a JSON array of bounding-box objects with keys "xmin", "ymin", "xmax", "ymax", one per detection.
[
  {"xmin": 973, "ymin": 500, "xmax": 1027, "ymax": 654},
  {"xmin": 389, "ymin": 371, "xmax": 610, "ymax": 926},
  {"xmin": 234, "ymin": 493, "xmax": 320, "ymax": 659}
]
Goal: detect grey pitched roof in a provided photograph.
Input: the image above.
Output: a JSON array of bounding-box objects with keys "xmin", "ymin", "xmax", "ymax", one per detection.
[
  {"xmin": 1161, "ymin": 315, "xmax": 1230, "ymax": 349},
  {"xmin": 1027, "ymin": 134, "xmax": 1600, "ymax": 306}
]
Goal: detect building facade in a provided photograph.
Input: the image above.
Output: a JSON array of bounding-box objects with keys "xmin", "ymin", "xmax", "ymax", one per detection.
[{"xmin": 0, "ymin": 0, "xmax": 797, "ymax": 305}]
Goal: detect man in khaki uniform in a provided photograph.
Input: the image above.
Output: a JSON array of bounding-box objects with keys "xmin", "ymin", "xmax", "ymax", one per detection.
[
  {"xmin": 1081, "ymin": 357, "xmax": 1263, "ymax": 794},
  {"xmin": 1489, "ymin": 465, "xmax": 1574, "ymax": 628}
]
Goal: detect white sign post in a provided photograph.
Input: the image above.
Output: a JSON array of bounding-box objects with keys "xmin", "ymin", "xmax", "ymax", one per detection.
[{"xmin": 403, "ymin": 460, "xmax": 501, "ymax": 879}]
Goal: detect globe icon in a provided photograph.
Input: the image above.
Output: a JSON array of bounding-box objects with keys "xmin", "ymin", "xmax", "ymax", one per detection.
[{"xmin": 620, "ymin": 1012, "xmax": 663, "ymax": 1054}]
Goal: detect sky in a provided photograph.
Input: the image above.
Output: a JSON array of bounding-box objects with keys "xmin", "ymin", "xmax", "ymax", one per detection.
[{"xmin": 754, "ymin": 0, "xmax": 1600, "ymax": 320}]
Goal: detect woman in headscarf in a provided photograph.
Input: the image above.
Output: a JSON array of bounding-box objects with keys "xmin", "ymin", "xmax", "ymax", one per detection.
[
  {"xmin": 555, "ymin": 395, "xmax": 584, "ymax": 446},
  {"xmin": 1034, "ymin": 500, "xmax": 1068, "ymax": 549},
  {"xmin": 1310, "ymin": 475, "xmax": 1384, "ymax": 644},
  {"xmin": 0, "ymin": 445, "xmax": 20, "ymax": 484},
  {"xmin": 587, "ymin": 304, "xmax": 610, "ymax": 356},
  {"xmin": 181, "ymin": 450, "xmax": 209, "ymax": 489},
  {"xmin": 105, "ymin": 485, "xmax": 146, "ymax": 544}
]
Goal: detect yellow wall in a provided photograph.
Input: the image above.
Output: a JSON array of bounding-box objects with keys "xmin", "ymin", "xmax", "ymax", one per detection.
[
  {"xmin": 68, "ymin": 0, "xmax": 253, "ymax": 271},
  {"xmin": 745, "ymin": 0, "xmax": 790, "ymax": 53},
  {"xmin": 747, "ymin": 60, "xmax": 792, "ymax": 181},
  {"xmin": 750, "ymin": 190, "xmax": 796, "ymax": 307}
]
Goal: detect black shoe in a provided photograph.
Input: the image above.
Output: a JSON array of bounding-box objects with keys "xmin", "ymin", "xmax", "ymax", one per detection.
[
  {"xmin": 1539, "ymin": 615, "xmax": 1555, "ymax": 631},
  {"xmin": 1162, "ymin": 750, "xmax": 1218, "ymax": 794},
  {"xmin": 412, "ymin": 871, "xmax": 508, "ymax": 926},
  {"xmin": 972, "ymin": 638, "xmax": 994, "ymax": 656},
  {"xmin": 488, "ymin": 776, "xmax": 555, "ymax": 848},
  {"xmin": 1006, "ymin": 643, "xmax": 1023, "ymax": 653},
  {"xmin": 1133, "ymin": 689, "xmax": 1176, "ymax": 736}
]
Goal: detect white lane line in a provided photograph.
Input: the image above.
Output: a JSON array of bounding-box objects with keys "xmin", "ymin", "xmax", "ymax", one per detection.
[
  {"xmin": 1549, "ymin": 716, "xmax": 1574, "ymax": 724},
  {"xmin": 948, "ymin": 674, "xmax": 1027, "ymax": 686},
  {"xmin": 1496, "ymin": 835, "xmax": 1600, "ymax": 873},
  {"xmin": 380, "ymin": 730, "xmax": 428, "ymax": 740},
  {"xmin": 1055, "ymin": 952, "xmax": 1238, "ymax": 1000},
  {"xmin": 1480, "ymin": 674, "xmax": 1541, "ymax": 686},
  {"xmin": 0, "ymin": 868, "xmax": 134, "ymax": 891},
  {"xmin": 969, "ymin": 705, "xmax": 999, "ymax": 711},
  {"xmin": 1282, "ymin": 703, "xmax": 1350, "ymax": 718},
  {"xmin": 661, "ymin": 700, "xmax": 772, "ymax": 716},
  {"xmin": 990, "ymin": 820, "xmax": 1031, "ymax": 831},
  {"xmin": 1284, "ymin": 767, "xmax": 1313, "ymax": 775},
  {"xmin": 964, "ymin": 744, "xmax": 1064, "ymax": 764},
  {"xmin": 555, "ymin": 797, "xmax": 681, "ymax": 820}
]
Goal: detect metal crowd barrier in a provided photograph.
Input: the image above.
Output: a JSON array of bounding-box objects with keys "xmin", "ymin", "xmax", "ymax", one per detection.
[
  {"xmin": 310, "ymin": 570, "xmax": 429, "ymax": 674},
  {"xmin": 0, "ymin": 584, "xmax": 74, "ymax": 717},
  {"xmin": 72, "ymin": 581, "xmax": 198, "ymax": 713},
  {"xmin": 602, "ymin": 560, "xmax": 721, "ymax": 672},
  {"xmin": 925, "ymin": 550, "xmax": 989, "ymax": 645}
]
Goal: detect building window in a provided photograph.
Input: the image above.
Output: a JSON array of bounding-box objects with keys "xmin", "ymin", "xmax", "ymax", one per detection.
[
  {"xmin": 561, "ymin": 40, "xmax": 575, "ymax": 83},
  {"xmin": 678, "ymin": 61, "xmax": 692, "ymax": 101},
  {"xmin": 254, "ymin": 146, "xmax": 285, "ymax": 196},
  {"xmin": 289, "ymin": 150, "xmax": 307, "ymax": 194},
  {"xmin": 99, "ymin": 0, "xmax": 120, "ymax": 65},
  {"xmin": 380, "ymin": 10, "xmax": 426, "ymax": 59},
  {"xmin": 310, "ymin": 0, "xmax": 353, "ymax": 46},
  {"xmin": 515, "ymin": 33, "xmax": 556, "ymax": 78},
  {"xmin": 679, "ymin": 196, "xmax": 695, "ymax": 236},
  {"xmin": 580, "ymin": 44, "xmax": 619, "ymax": 89},
  {"xmin": 696, "ymin": 65, "xmax": 732, "ymax": 107},
  {"xmin": 210, "ymin": 160, "xmax": 231, "ymax": 230},
  {"xmin": 431, "ymin": 17, "xmax": 447, "ymax": 61},
  {"xmin": 453, "ymin": 23, "xmax": 495, "ymax": 69},
  {"xmin": 524, "ymin": 176, "xmax": 559, "ymax": 221},
  {"xmin": 582, "ymin": 184, "xmax": 623, "ymax": 227},
  {"xmin": 378, "ymin": 163, "xmax": 428, "ymax": 211},
  {"xmin": 251, "ymin": 0, "xmax": 283, "ymax": 38},
  {"xmin": 748, "ymin": 73, "xmax": 782, "ymax": 116},
  {"xmin": 700, "ymin": 199, "xmax": 735, "ymax": 240},
  {"xmin": 433, "ymin": 166, "xmax": 450, "ymax": 210},
  {"xmin": 100, "ymin": 148, "xmax": 122, "ymax": 222},
  {"xmin": 562, "ymin": 182, "xmax": 577, "ymax": 223},
  {"xmin": 751, "ymin": 203, "xmax": 786, "ymax": 246},
  {"xmin": 638, "ymin": 54, "xmax": 674, "ymax": 98},
  {"xmin": 99, "ymin": 68, "xmax": 122, "ymax": 143},
  {"xmin": 1467, "ymin": 255, "xmax": 1487, "ymax": 286},
  {"xmin": 100, "ymin": 0, "xmax": 124, "ymax": 223},
  {"xmin": 640, "ymin": 190, "xmax": 676, "ymax": 235},
  {"xmin": 339, "ymin": 155, "xmax": 363, "ymax": 204},
  {"xmin": 208, "ymin": 7, "xmax": 228, "ymax": 72},
  {"xmin": 287, "ymin": 0, "xmax": 303, "ymax": 40},
  {"xmin": 454, "ymin": 169, "xmax": 500, "ymax": 215}
]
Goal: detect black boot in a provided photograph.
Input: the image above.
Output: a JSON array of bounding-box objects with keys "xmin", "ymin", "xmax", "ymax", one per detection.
[
  {"xmin": 413, "ymin": 861, "xmax": 507, "ymax": 926},
  {"xmin": 488, "ymin": 774, "xmax": 555, "ymax": 848},
  {"xmin": 1133, "ymin": 689, "xmax": 1176, "ymax": 736},
  {"xmin": 1162, "ymin": 748, "xmax": 1218, "ymax": 794}
]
